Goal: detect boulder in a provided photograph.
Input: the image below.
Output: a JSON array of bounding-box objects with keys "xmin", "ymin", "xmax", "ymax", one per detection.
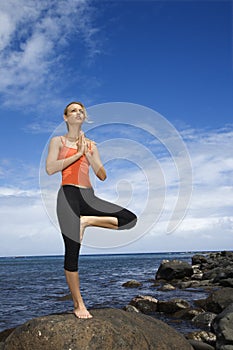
[
  {"xmin": 158, "ymin": 283, "xmax": 176, "ymax": 291},
  {"xmin": 188, "ymin": 339, "xmax": 215, "ymax": 350},
  {"xmin": 122, "ymin": 280, "xmax": 142, "ymax": 288},
  {"xmin": 173, "ymin": 308, "xmax": 204, "ymax": 320},
  {"xmin": 3, "ymin": 308, "xmax": 194, "ymax": 350},
  {"xmin": 192, "ymin": 254, "xmax": 208, "ymax": 265},
  {"xmin": 192, "ymin": 312, "xmax": 217, "ymax": 330},
  {"xmin": 203, "ymin": 288, "xmax": 233, "ymax": 313},
  {"xmin": 212, "ymin": 303, "xmax": 233, "ymax": 350},
  {"xmin": 129, "ymin": 295, "xmax": 158, "ymax": 313},
  {"xmin": 156, "ymin": 260, "xmax": 193, "ymax": 281},
  {"xmin": 186, "ymin": 331, "xmax": 216, "ymax": 347},
  {"xmin": 157, "ymin": 298, "xmax": 190, "ymax": 314}
]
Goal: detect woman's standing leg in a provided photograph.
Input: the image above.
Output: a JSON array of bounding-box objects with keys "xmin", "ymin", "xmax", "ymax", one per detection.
[{"xmin": 57, "ymin": 186, "xmax": 92, "ymax": 319}]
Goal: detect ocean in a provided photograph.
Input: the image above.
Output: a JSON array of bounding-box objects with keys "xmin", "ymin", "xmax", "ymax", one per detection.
[{"xmin": 0, "ymin": 252, "xmax": 209, "ymax": 335}]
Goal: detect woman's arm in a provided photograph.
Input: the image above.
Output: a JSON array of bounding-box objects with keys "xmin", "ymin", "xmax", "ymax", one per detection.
[
  {"xmin": 46, "ymin": 136, "xmax": 84, "ymax": 175},
  {"xmin": 85, "ymin": 143, "xmax": 107, "ymax": 181}
]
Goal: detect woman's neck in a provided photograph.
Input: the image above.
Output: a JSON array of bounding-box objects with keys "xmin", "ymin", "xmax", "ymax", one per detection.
[{"xmin": 66, "ymin": 126, "xmax": 81, "ymax": 140}]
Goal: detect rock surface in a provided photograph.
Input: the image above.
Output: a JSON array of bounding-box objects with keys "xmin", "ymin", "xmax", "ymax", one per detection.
[
  {"xmin": 129, "ymin": 295, "xmax": 158, "ymax": 313},
  {"xmin": 122, "ymin": 279, "xmax": 142, "ymax": 288},
  {"xmin": 3, "ymin": 308, "xmax": 194, "ymax": 350},
  {"xmin": 156, "ymin": 259, "xmax": 194, "ymax": 281},
  {"xmin": 212, "ymin": 303, "xmax": 233, "ymax": 350},
  {"xmin": 203, "ymin": 288, "xmax": 233, "ymax": 313}
]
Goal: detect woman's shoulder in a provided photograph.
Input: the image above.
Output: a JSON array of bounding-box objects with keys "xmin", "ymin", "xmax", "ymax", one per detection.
[{"xmin": 49, "ymin": 135, "xmax": 63, "ymax": 147}]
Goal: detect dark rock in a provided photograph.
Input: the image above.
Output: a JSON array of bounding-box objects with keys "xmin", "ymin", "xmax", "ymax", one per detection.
[
  {"xmin": 188, "ymin": 339, "xmax": 215, "ymax": 350},
  {"xmin": 186, "ymin": 331, "xmax": 216, "ymax": 347},
  {"xmin": 3, "ymin": 308, "xmax": 193, "ymax": 350},
  {"xmin": 192, "ymin": 254, "xmax": 208, "ymax": 265},
  {"xmin": 123, "ymin": 305, "xmax": 139, "ymax": 313},
  {"xmin": 212, "ymin": 303, "xmax": 233, "ymax": 350},
  {"xmin": 156, "ymin": 260, "xmax": 194, "ymax": 281},
  {"xmin": 157, "ymin": 298, "xmax": 190, "ymax": 314},
  {"xmin": 158, "ymin": 283, "xmax": 176, "ymax": 291},
  {"xmin": 129, "ymin": 295, "xmax": 158, "ymax": 313},
  {"xmin": 219, "ymin": 278, "xmax": 233, "ymax": 287},
  {"xmin": 177, "ymin": 280, "xmax": 211, "ymax": 289},
  {"xmin": 173, "ymin": 308, "xmax": 204, "ymax": 320},
  {"xmin": 192, "ymin": 312, "xmax": 217, "ymax": 330},
  {"xmin": 204, "ymin": 288, "xmax": 233, "ymax": 313},
  {"xmin": 122, "ymin": 279, "xmax": 142, "ymax": 288}
]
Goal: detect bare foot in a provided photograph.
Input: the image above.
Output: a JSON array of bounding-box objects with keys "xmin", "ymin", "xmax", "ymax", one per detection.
[
  {"xmin": 80, "ymin": 216, "xmax": 89, "ymax": 242},
  {"xmin": 73, "ymin": 307, "xmax": 93, "ymax": 319}
]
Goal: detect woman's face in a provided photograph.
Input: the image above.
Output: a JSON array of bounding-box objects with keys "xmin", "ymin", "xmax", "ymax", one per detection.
[{"xmin": 64, "ymin": 103, "xmax": 86, "ymax": 126}]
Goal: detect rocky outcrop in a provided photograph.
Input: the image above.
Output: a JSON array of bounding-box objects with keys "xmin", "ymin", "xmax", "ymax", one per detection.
[
  {"xmin": 3, "ymin": 308, "xmax": 193, "ymax": 350},
  {"xmin": 122, "ymin": 279, "xmax": 142, "ymax": 288},
  {"xmin": 212, "ymin": 303, "xmax": 233, "ymax": 350},
  {"xmin": 129, "ymin": 295, "xmax": 158, "ymax": 313},
  {"xmin": 156, "ymin": 259, "xmax": 193, "ymax": 281},
  {"xmin": 157, "ymin": 298, "xmax": 190, "ymax": 314},
  {"xmin": 202, "ymin": 288, "xmax": 233, "ymax": 314}
]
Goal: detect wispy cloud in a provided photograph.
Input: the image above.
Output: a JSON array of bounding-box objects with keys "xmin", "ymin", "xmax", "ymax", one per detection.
[
  {"xmin": 0, "ymin": 0, "xmax": 99, "ymax": 110},
  {"xmin": 1, "ymin": 125, "xmax": 233, "ymax": 255}
]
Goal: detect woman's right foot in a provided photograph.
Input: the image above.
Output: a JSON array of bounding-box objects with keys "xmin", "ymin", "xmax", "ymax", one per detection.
[{"xmin": 80, "ymin": 216, "xmax": 89, "ymax": 242}]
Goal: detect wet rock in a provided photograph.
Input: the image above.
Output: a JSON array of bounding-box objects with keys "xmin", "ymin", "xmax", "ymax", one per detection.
[
  {"xmin": 123, "ymin": 305, "xmax": 139, "ymax": 313},
  {"xmin": 192, "ymin": 312, "xmax": 217, "ymax": 330},
  {"xmin": 192, "ymin": 254, "xmax": 208, "ymax": 265},
  {"xmin": 173, "ymin": 307, "xmax": 204, "ymax": 320},
  {"xmin": 122, "ymin": 279, "xmax": 142, "ymax": 288},
  {"xmin": 219, "ymin": 278, "xmax": 233, "ymax": 288},
  {"xmin": 157, "ymin": 298, "xmax": 190, "ymax": 314},
  {"xmin": 158, "ymin": 283, "xmax": 176, "ymax": 291},
  {"xmin": 204, "ymin": 288, "xmax": 233, "ymax": 313},
  {"xmin": 212, "ymin": 303, "xmax": 233, "ymax": 350},
  {"xmin": 188, "ymin": 339, "xmax": 215, "ymax": 350},
  {"xmin": 177, "ymin": 280, "xmax": 211, "ymax": 289},
  {"xmin": 129, "ymin": 295, "xmax": 158, "ymax": 313},
  {"xmin": 3, "ymin": 308, "xmax": 194, "ymax": 350},
  {"xmin": 186, "ymin": 331, "xmax": 216, "ymax": 347},
  {"xmin": 156, "ymin": 260, "xmax": 193, "ymax": 281}
]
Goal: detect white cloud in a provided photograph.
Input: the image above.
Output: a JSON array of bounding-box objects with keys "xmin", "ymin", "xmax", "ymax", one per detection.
[
  {"xmin": 1, "ymin": 125, "xmax": 233, "ymax": 256},
  {"xmin": 0, "ymin": 0, "xmax": 99, "ymax": 108}
]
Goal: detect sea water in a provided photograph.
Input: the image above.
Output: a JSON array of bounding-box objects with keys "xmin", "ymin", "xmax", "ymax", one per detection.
[{"xmin": 0, "ymin": 252, "xmax": 209, "ymax": 334}]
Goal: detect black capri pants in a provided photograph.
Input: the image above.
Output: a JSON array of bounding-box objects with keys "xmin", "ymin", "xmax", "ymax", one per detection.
[{"xmin": 57, "ymin": 185, "xmax": 137, "ymax": 272}]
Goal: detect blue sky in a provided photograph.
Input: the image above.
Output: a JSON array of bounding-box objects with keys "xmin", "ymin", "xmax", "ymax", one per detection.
[{"xmin": 0, "ymin": 0, "xmax": 232, "ymax": 256}]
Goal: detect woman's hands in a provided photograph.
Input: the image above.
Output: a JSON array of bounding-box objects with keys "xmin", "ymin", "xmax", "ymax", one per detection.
[{"xmin": 76, "ymin": 132, "xmax": 92, "ymax": 157}]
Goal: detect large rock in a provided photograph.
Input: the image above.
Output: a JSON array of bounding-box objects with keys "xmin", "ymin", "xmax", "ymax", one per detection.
[
  {"xmin": 203, "ymin": 288, "xmax": 233, "ymax": 313},
  {"xmin": 156, "ymin": 260, "xmax": 193, "ymax": 281},
  {"xmin": 3, "ymin": 308, "xmax": 193, "ymax": 350},
  {"xmin": 129, "ymin": 295, "xmax": 158, "ymax": 313},
  {"xmin": 212, "ymin": 303, "xmax": 233, "ymax": 350},
  {"xmin": 157, "ymin": 298, "xmax": 190, "ymax": 314}
]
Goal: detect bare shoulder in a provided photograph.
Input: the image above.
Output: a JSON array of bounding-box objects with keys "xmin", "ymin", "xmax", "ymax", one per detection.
[{"xmin": 49, "ymin": 135, "xmax": 63, "ymax": 148}]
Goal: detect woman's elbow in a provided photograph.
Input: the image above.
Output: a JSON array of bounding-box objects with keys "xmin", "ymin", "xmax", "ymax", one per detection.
[
  {"xmin": 97, "ymin": 168, "xmax": 107, "ymax": 181},
  {"xmin": 46, "ymin": 164, "xmax": 55, "ymax": 175}
]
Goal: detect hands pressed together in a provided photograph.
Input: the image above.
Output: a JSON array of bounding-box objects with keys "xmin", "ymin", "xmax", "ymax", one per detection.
[{"xmin": 76, "ymin": 132, "xmax": 93, "ymax": 158}]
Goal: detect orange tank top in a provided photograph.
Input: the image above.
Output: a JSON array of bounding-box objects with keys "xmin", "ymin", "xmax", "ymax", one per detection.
[{"xmin": 58, "ymin": 136, "xmax": 92, "ymax": 188}]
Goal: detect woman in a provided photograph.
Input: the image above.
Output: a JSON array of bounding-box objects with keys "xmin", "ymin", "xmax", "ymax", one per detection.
[{"xmin": 46, "ymin": 101, "xmax": 137, "ymax": 319}]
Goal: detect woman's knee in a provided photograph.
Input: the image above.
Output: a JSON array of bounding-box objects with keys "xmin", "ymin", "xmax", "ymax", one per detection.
[{"xmin": 118, "ymin": 209, "xmax": 137, "ymax": 230}]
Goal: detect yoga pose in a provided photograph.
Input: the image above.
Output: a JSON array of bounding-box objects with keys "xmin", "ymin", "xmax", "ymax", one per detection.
[{"xmin": 46, "ymin": 102, "xmax": 137, "ymax": 319}]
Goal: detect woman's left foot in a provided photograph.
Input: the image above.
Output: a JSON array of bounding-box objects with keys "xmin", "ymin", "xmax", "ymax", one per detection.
[{"xmin": 73, "ymin": 307, "xmax": 92, "ymax": 319}]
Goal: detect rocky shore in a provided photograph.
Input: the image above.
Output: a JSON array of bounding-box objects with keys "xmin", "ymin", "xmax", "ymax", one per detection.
[
  {"xmin": 1, "ymin": 251, "xmax": 233, "ymax": 349},
  {"xmin": 123, "ymin": 250, "xmax": 233, "ymax": 350}
]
